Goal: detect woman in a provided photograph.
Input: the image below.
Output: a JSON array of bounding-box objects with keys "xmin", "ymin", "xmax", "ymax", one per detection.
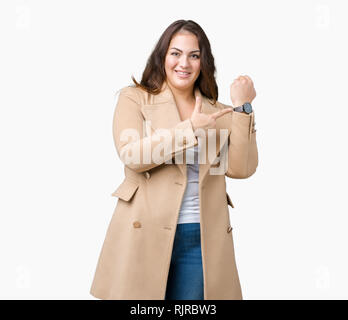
[{"xmin": 90, "ymin": 19, "xmax": 258, "ymax": 300}]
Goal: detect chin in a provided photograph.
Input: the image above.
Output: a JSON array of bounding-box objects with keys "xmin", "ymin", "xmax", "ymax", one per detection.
[{"xmin": 170, "ymin": 77, "xmax": 195, "ymax": 89}]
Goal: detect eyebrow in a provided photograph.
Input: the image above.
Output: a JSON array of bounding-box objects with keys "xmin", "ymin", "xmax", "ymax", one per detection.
[{"xmin": 170, "ymin": 47, "xmax": 200, "ymax": 53}]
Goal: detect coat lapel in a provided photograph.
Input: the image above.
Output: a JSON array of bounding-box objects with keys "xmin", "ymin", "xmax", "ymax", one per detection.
[{"xmin": 140, "ymin": 81, "xmax": 230, "ymax": 182}]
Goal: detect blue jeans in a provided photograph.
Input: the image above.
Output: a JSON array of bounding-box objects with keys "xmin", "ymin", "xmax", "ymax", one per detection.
[{"xmin": 165, "ymin": 223, "xmax": 204, "ymax": 300}]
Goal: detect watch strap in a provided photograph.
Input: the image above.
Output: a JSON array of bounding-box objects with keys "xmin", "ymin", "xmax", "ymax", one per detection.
[{"xmin": 233, "ymin": 106, "xmax": 244, "ymax": 112}]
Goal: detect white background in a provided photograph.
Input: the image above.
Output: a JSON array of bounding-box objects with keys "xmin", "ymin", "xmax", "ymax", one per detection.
[{"xmin": 1, "ymin": 0, "xmax": 347, "ymax": 299}]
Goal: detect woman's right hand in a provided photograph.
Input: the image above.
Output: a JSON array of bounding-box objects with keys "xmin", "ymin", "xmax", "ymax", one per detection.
[{"xmin": 190, "ymin": 96, "xmax": 233, "ymax": 131}]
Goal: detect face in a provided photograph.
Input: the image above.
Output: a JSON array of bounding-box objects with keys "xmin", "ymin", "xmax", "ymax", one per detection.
[{"xmin": 164, "ymin": 32, "xmax": 201, "ymax": 93}]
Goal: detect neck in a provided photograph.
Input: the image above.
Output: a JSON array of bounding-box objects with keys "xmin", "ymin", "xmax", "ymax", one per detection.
[{"xmin": 166, "ymin": 82, "xmax": 196, "ymax": 104}]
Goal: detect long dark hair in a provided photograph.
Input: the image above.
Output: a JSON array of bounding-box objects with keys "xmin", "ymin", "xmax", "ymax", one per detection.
[{"xmin": 131, "ymin": 20, "xmax": 218, "ymax": 104}]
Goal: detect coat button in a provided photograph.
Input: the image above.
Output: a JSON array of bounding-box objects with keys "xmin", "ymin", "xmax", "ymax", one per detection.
[
  {"xmin": 133, "ymin": 221, "xmax": 141, "ymax": 228},
  {"xmin": 183, "ymin": 137, "xmax": 187, "ymax": 145},
  {"xmin": 227, "ymin": 226, "xmax": 233, "ymax": 233},
  {"xmin": 144, "ymin": 171, "xmax": 150, "ymax": 179}
]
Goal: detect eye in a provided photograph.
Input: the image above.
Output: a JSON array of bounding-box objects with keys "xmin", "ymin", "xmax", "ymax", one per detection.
[{"xmin": 170, "ymin": 52, "xmax": 200, "ymax": 59}]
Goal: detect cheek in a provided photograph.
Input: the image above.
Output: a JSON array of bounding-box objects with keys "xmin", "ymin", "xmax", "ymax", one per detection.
[
  {"xmin": 165, "ymin": 56, "xmax": 177, "ymax": 70},
  {"xmin": 193, "ymin": 61, "xmax": 201, "ymax": 73}
]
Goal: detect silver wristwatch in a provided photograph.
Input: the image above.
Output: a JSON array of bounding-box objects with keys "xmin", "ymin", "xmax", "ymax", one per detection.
[{"xmin": 233, "ymin": 102, "xmax": 253, "ymax": 114}]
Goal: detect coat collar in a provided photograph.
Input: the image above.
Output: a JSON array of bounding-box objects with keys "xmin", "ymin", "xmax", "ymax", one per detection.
[
  {"xmin": 140, "ymin": 80, "xmax": 231, "ymax": 182},
  {"xmin": 141, "ymin": 80, "xmax": 217, "ymax": 129}
]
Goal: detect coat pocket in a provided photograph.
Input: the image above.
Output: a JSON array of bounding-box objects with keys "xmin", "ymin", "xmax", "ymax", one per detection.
[
  {"xmin": 111, "ymin": 179, "xmax": 139, "ymax": 201},
  {"xmin": 226, "ymin": 192, "xmax": 234, "ymax": 208}
]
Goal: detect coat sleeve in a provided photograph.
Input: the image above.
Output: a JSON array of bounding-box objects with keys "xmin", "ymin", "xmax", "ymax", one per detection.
[
  {"xmin": 112, "ymin": 86, "xmax": 198, "ymax": 173},
  {"xmin": 224, "ymin": 108, "xmax": 258, "ymax": 179}
]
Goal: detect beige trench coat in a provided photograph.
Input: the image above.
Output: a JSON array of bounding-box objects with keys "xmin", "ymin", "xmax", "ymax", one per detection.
[{"xmin": 90, "ymin": 81, "xmax": 258, "ymax": 300}]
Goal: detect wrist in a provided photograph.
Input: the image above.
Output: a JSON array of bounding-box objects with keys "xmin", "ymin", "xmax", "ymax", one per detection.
[{"xmin": 233, "ymin": 101, "xmax": 247, "ymax": 108}]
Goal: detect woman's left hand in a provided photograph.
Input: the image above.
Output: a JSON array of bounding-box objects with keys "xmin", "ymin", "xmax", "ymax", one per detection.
[{"xmin": 230, "ymin": 75, "xmax": 256, "ymax": 108}]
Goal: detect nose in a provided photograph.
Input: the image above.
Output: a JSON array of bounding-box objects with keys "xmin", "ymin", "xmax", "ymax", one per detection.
[{"xmin": 179, "ymin": 55, "xmax": 190, "ymax": 68}]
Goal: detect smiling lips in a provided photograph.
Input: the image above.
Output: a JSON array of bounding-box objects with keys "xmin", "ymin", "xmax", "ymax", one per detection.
[{"xmin": 175, "ymin": 70, "xmax": 191, "ymax": 78}]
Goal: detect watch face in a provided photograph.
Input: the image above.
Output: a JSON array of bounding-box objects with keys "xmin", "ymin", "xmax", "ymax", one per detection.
[{"xmin": 243, "ymin": 103, "xmax": 252, "ymax": 113}]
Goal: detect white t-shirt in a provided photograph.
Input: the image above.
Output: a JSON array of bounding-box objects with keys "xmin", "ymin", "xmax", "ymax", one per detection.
[{"xmin": 177, "ymin": 143, "xmax": 200, "ymax": 224}]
